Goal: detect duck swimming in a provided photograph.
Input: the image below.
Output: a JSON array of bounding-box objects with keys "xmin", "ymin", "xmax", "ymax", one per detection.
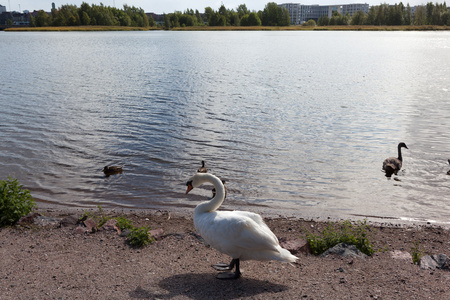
[
  {"xmin": 185, "ymin": 172, "xmax": 297, "ymax": 279},
  {"xmin": 103, "ymin": 166, "xmax": 123, "ymax": 177},
  {"xmin": 382, "ymin": 143, "xmax": 408, "ymax": 177}
]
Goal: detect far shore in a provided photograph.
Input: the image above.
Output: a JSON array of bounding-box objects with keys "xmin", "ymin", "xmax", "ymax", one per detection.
[{"xmin": 4, "ymin": 24, "xmax": 450, "ymax": 32}]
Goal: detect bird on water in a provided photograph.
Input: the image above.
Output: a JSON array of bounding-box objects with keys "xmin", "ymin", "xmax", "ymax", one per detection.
[
  {"xmin": 382, "ymin": 142, "xmax": 408, "ymax": 177},
  {"xmin": 103, "ymin": 166, "xmax": 123, "ymax": 177}
]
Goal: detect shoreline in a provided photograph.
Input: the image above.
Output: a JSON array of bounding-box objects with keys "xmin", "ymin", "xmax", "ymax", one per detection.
[
  {"xmin": 4, "ymin": 25, "xmax": 450, "ymax": 32},
  {"xmin": 1, "ymin": 205, "xmax": 450, "ymax": 299},
  {"xmin": 35, "ymin": 199, "xmax": 450, "ymax": 229}
]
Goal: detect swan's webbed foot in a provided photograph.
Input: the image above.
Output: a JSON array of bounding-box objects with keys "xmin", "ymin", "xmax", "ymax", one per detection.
[{"xmin": 213, "ymin": 259, "xmax": 241, "ymax": 280}]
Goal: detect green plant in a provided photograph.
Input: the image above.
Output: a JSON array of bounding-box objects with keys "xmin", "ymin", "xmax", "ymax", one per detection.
[
  {"xmin": 80, "ymin": 205, "xmax": 110, "ymax": 227},
  {"xmin": 115, "ymin": 216, "xmax": 134, "ymax": 230},
  {"xmin": 0, "ymin": 177, "xmax": 36, "ymax": 226},
  {"xmin": 127, "ymin": 226, "xmax": 154, "ymax": 247},
  {"xmin": 305, "ymin": 220, "xmax": 374, "ymax": 256},
  {"xmin": 411, "ymin": 240, "xmax": 424, "ymax": 265}
]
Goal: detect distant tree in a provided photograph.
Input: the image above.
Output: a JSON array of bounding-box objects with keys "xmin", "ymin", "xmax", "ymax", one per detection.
[
  {"xmin": 237, "ymin": 4, "xmax": 249, "ymax": 18},
  {"xmin": 240, "ymin": 12, "xmax": 261, "ymax": 26},
  {"xmin": 413, "ymin": 5, "xmax": 427, "ymax": 25},
  {"xmin": 81, "ymin": 11, "xmax": 91, "ymax": 25},
  {"xmin": 35, "ymin": 10, "xmax": 51, "ymax": 26},
  {"xmin": 163, "ymin": 13, "xmax": 171, "ymax": 29},
  {"xmin": 317, "ymin": 15, "xmax": 329, "ymax": 26},
  {"xmin": 261, "ymin": 2, "xmax": 290, "ymax": 26},
  {"xmin": 351, "ymin": 10, "xmax": 366, "ymax": 25},
  {"xmin": 403, "ymin": 4, "xmax": 412, "ymax": 25}
]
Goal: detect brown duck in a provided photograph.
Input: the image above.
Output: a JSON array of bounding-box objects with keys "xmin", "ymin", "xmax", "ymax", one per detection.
[{"xmin": 103, "ymin": 166, "xmax": 123, "ymax": 177}]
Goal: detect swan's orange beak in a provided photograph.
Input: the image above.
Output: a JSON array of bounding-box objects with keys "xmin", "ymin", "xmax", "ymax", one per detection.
[{"xmin": 185, "ymin": 182, "xmax": 193, "ymax": 194}]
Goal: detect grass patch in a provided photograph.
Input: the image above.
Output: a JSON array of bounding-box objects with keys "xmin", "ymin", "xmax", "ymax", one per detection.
[
  {"xmin": 127, "ymin": 226, "xmax": 154, "ymax": 247},
  {"xmin": 115, "ymin": 216, "xmax": 134, "ymax": 231},
  {"xmin": 305, "ymin": 219, "xmax": 374, "ymax": 256},
  {"xmin": 411, "ymin": 240, "xmax": 425, "ymax": 265}
]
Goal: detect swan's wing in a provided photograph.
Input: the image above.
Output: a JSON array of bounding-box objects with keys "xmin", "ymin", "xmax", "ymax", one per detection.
[{"xmin": 219, "ymin": 212, "xmax": 280, "ymax": 251}]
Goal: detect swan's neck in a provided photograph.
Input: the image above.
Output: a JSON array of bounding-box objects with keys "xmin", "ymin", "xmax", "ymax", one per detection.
[
  {"xmin": 194, "ymin": 175, "xmax": 225, "ymax": 214},
  {"xmin": 397, "ymin": 145, "xmax": 403, "ymax": 161}
]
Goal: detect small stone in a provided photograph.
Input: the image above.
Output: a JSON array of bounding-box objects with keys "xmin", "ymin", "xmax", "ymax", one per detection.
[
  {"xmin": 420, "ymin": 254, "xmax": 450, "ymax": 270},
  {"xmin": 73, "ymin": 226, "xmax": 87, "ymax": 234},
  {"xmin": 83, "ymin": 218, "xmax": 97, "ymax": 233},
  {"xmin": 279, "ymin": 238, "xmax": 311, "ymax": 255},
  {"xmin": 17, "ymin": 213, "xmax": 41, "ymax": 225},
  {"xmin": 101, "ymin": 219, "xmax": 121, "ymax": 235},
  {"xmin": 60, "ymin": 215, "xmax": 79, "ymax": 227},
  {"xmin": 149, "ymin": 228, "xmax": 164, "ymax": 240},
  {"xmin": 321, "ymin": 243, "xmax": 367, "ymax": 259},
  {"xmin": 390, "ymin": 250, "xmax": 412, "ymax": 263}
]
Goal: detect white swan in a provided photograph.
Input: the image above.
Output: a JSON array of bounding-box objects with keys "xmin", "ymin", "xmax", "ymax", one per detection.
[{"xmin": 185, "ymin": 172, "xmax": 298, "ymax": 279}]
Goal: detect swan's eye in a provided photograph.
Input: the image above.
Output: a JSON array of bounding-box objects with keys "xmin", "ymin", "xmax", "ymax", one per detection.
[{"xmin": 186, "ymin": 180, "xmax": 192, "ymax": 187}]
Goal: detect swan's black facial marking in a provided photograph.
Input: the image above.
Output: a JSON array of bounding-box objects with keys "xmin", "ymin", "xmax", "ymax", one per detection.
[{"xmin": 186, "ymin": 180, "xmax": 194, "ymax": 194}]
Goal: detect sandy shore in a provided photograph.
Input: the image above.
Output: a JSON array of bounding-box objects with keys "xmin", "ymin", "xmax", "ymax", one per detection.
[{"xmin": 1, "ymin": 207, "xmax": 449, "ymax": 299}]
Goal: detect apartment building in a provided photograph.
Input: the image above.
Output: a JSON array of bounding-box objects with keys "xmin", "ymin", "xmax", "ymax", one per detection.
[{"xmin": 279, "ymin": 3, "xmax": 369, "ymax": 24}]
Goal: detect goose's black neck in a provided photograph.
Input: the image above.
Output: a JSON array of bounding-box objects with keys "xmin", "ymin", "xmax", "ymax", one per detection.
[{"xmin": 397, "ymin": 144, "xmax": 403, "ymax": 161}]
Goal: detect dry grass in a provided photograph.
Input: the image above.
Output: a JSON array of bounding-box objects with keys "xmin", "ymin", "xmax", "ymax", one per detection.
[{"xmin": 5, "ymin": 26, "xmax": 156, "ymax": 32}]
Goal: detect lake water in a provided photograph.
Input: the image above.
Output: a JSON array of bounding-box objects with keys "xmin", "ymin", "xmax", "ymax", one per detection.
[{"xmin": 1, "ymin": 30, "xmax": 449, "ymax": 225}]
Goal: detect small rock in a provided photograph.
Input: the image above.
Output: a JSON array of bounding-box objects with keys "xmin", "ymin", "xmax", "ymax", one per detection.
[
  {"xmin": 101, "ymin": 219, "xmax": 121, "ymax": 234},
  {"xmin": 321, "ymin": 243, "xmax": 367, "ymax": 259},
  {"xmin": 149, "ymin": 228, "xmax": 164, "ymax": 240},
  {"xmin": 73, "ymin": 226, "xmax": 87, "ymax": 234},
  {"xmin": 420, "ymin": 254, "xmax": 450, "ymax": 270},
  {"xmin": 60, "ymin": 215, "xmax": 79, "ymax": 227},
  {"xmin": 120, "ymin": 229, "xmax": 131, "ymax": 237},
  {"xmin": 390, "ymin": 250, "xmax": 412, "ymax": 263},
  {"xmin": 83, "ymin": 218, "xmax": 97, "ymax": 233},
  {"xmin": 17, "ymin": 213, "xmax": 41, "ymax": 225},
  {"xmin": 34, "ymin": 216, "xmax": 61, "ymax": 228},
  {"xmin": 279, "ymin": 238, "xmax": 311, "ymax": 255}
]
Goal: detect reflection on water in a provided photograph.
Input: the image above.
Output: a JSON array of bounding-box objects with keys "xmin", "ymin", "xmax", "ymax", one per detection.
[{"xmin": 0, "ymin": 31, "xmax": 449, "ymax": 224}]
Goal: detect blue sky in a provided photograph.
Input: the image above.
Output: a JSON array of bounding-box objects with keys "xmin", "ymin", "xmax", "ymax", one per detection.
[{"xmin": 2, "ymin": 0, "xmax": 446, "ymax": 14}]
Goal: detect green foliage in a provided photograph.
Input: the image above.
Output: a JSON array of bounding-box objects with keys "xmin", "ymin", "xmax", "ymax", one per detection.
[
  {"xmin": 80, "ymin": 205, "xmax": 110, "ymax": 227},
  {"xmin": 305, "ymin": 220, "xmax": 374, "ymax": 256},
  {"xmin": 0, "ymin": 177, "xmax": 36, "ymax": 227},
  {"xmin": 127, "ymin": 226, "xmax": 154, "ymax": 247},
  {"xmin": 302, "ymin": 19, "xmax": 316, "ymax": 27},
  {"xmin": 411, "ymin": 240, "xmax": 424, "ymax": 265},
  {"xmin": 114, "ymin": 216, "xmax": 134, "ymax": 230},
  {"xmin": 262, "ymin": 2, "xmax": 290, "ymax": 26}
]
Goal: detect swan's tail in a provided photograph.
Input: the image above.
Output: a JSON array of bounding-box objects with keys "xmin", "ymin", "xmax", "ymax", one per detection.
[{"xmin": 276, "ymin": 247, "xmax": 298, "ymax": 263}]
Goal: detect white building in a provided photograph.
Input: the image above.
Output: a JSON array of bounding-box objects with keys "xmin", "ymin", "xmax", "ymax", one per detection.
[
  {"xmin": 0, "ymin": 4, "xmax": 7, "ymax": 14},
  {"xmin": 279, "ymin": 3, "xmax": 369, "ymax": 25}
]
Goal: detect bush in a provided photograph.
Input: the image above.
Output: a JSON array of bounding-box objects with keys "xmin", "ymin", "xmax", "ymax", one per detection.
[
  {"xmin": 302, "ymin": 19, "xmax": 316, "ymax": 26},
  {"xmin": 0, "ymin": 177, "xmax": 36, "ymax": 226},
  {"xmin": 115, "ymin": 216, "xmax": 134, "ymax": 230},
  {"xmin": 127, "ymin": 226, "xmax": 154, "ymax": 247},
  {"xmin": 305, "ymin": 220, "xmax": 374, "ymax": 256}
]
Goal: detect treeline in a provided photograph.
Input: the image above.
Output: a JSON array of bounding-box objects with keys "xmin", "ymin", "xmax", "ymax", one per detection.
[
  {"xmin": 317, "ymin": 2, "xmax": 450, "ymax": 26},
  {"xmin": 163, "ymin": 3, "xmax": 290, "ymax": 28},
  {"xmin": 30, "ymin": 3, "xmax": 152, "ymax": 27}
]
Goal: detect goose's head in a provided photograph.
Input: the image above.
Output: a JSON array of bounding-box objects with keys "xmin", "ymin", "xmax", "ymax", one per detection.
[{"xmin": 398, "ymin": 142, "xmax": 408, "ymax": 149}]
